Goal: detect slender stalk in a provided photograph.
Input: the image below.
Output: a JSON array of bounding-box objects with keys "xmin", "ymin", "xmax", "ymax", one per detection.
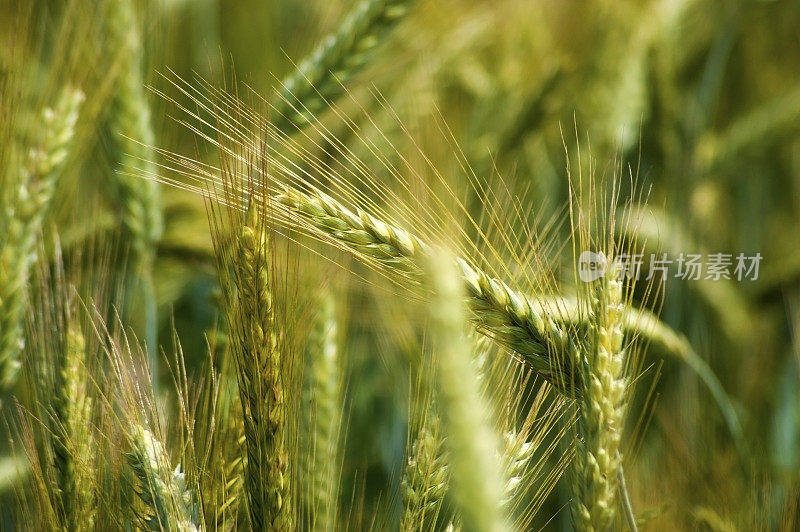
[
  {"xmin": 105, "ymin": 0, "xmax": 163, "ymax": 378},
  {"xmin": 302, "ymin": 294, "xmax": 342, "ymax": 531},
  {"xmin": 617, "ymin": 464, "xmax": 638, "ymax": 532},
  {"xmin": 426, "ymin": 250, "xmax": 508, "ymax": 532}
]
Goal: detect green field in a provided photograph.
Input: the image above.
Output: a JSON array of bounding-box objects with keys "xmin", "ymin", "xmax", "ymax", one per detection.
[{"xmin": 1, "ymin": 0, "xmax": 799, "ymax": 529}]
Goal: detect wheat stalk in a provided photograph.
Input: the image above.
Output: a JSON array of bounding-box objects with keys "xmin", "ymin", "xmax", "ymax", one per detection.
[
  {"xmin": 0, "ymin": 87, "xmax": 84, "ymax": 394},
  {"xmin": 272, "ymin": 0, "xmax": 414, "ymax": 133},
  {"xmin": 105, "ymin": 0, "xmax": 162, "ymax": 363},
  {"xmin": 302, "ymin": 294, "xmax": 342, "ymax": 531},
  {"xmin": 427, "ymin": 249, "xmax": 509, "ymax": 532}
]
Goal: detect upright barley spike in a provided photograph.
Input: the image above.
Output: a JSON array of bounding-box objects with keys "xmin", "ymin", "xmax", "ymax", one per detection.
[
  {"xmin": 230, "ymin": 202, "xmax": 292, "ymax": 530},
  {"xmin": 106, "ymin": 0, "xmax": 163, "ymax": 260},
  {"xmin": 105, "ymin": 0, "xmax": 163, "ymax": 364},
  {"xmin": 427, "ymin": 250, "xmax": 509, "ymax": 532},
  {"xmin": 401, "ymin": 417, "xmax": 450, "ymax": 531},
  {"xmin": 51, "ymin": 324, "xmax": 96, "ymax": 530},
  {"xmin": 573, "ymin": 259, "xmax": 628, "ymax": 531},
  {"xmin": 272, "ymin": 0, "xmax": 414, "ymax": 133},
  {"xmin": 0, "ymin": 87, "xmax": 84, "ymax": 394},
  {"xmin": 302, "ymin": 294, "xmax": 342, "ymax": 531},
  {"xmin": 25, "ymin": 249, "xmax": 98, "ymax": 530}
]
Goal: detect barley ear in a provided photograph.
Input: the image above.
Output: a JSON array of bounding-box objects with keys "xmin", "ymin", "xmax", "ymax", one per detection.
[
  {"xmin": 0, "ymin": 87, "xmax": 84, "ymax": 394},
  {"xmin": 52, "ymin": 324, "xmax": 97, "ymax": 530},
  {"xmin": 401, "ymin": 416, "xmax": 450, "ymax": 531},
  {"xmin": 126, "ymin": 425, "xmax": 203, "ymax": 531},
  {"xmin": 106, "ymin": 0, "xmax": 163, "ymax": 259},
  {"xmin": 105, "ymin": 0, "xmax": 163, "ymax": 362},
  {"xmin": 230, "ymin": 202, "xmax": 292, "ymax": 530},
  {"xmin": 426, "ymin": 249, "xmax": 509, "ymax": 532},
  {"xmin": 573, "ymin": 260, "xmax": 627, "ymax": 531},
  {"xmin": 302, "ymin": 293, "xmax": 342, "ymax": 531},
  {"xmin": 277, "ymin": 188, "xmax": 581, "ymax": 395},
  {"xmin": 272, "ymin": 0, "xmax": 414, "ymax": 133}
]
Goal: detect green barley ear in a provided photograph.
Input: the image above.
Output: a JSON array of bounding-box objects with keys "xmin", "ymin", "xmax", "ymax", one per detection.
[
  {"xmin": 426, "ymin": 249, "xmax": 508, "ymax": 532},
  {"xmin": 401, "ymin": 415, "xmax": 450, "ymax": 531},
  {"xmin": 272, "ymin": 0, "xmax": 414, "ymax": 132},
  {"xmin": 51, "ymin": 324, "xmax": 97, "ymax": 530},
  {"xmin": 573, "ymin": 259, "xmax": 628, "ymax": 531},
  {"xmin": 276, "ymin": 188, "xmax": 581, "ymax": 395},
  {"xmin": 18, "ymin": 240, "xmax": 100, "ymax": 530},
  {"xmin": 302, "ymin": 293, "xmax": 342, "ymax": 531},
  {"xmin": 105, "ymin": 0, "xmax": 163, "ymax": 361},
  {"xmin": 227, "ymin": 201, "xmax": 292, "ymax": 530},
  {"xmin": 93, "ymin": 297, "xmax": 204, "ymax": 530},
  {"xmin": 126, "ymin": 424, "xmax": 203, "ymax": 531},
  {"xmin": 196, "ymin": 338, "xmax": 246, "ymax": 528},
  {"xmin": 499, "ymin": 430, "xmax": 535, "ymax": 509},
  {"xmin": 105, "ymin": 0, "xmax": 163, "ymax": 258},
  {"xmin": 139, "ymin": 82, "xmax": 583, "ymax": 396},
  {"xmin": 0, "ymin": 87, "xmax": 84, "ymax": 394}
]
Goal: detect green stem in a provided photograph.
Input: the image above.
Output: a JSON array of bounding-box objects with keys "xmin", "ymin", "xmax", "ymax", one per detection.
[{"xmin": 617, "ymin": 463, "xmax": 637, "ymax": 532}]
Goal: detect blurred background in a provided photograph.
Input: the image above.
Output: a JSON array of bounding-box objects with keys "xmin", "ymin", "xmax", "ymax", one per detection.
[{"xmin": 2, "ymin": 0, "xmax": 800, "ymax": 529}]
